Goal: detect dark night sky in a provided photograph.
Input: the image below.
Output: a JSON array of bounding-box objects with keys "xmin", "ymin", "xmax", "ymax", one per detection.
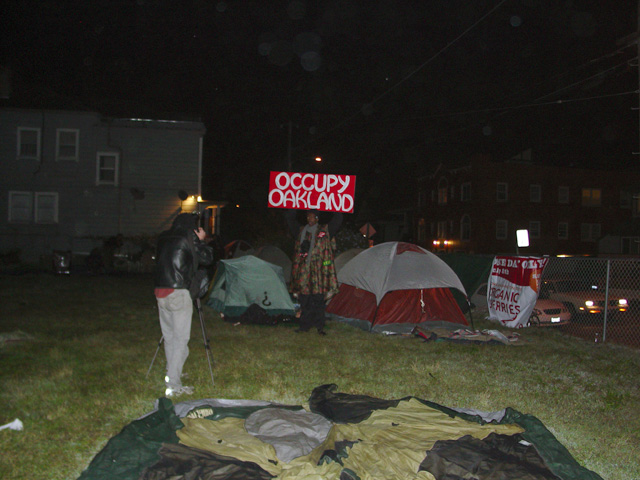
[{"xmin": 2, "ymin": 0, "xmax": 638, "ymax": 213}]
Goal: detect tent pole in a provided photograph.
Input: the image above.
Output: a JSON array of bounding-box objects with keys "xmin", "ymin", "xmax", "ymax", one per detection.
[
  {"xmin": 466, "ymin": 299, "xmax": 475, "ymax": 330},
  {"xmin": 370, "ymin": 303, "xmax": 380, "ymax": 332}
]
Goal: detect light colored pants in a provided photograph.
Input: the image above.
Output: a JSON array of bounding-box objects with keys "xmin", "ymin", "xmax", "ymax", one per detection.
[{"xmin": 157, "ymin": 289, "xmax": 193, "ymax": 389}]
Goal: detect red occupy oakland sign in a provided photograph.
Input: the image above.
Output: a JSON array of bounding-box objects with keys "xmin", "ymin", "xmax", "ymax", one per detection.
[{"xmin": 268, "ymin": 171, "xmax": 356, "ymax": 213}]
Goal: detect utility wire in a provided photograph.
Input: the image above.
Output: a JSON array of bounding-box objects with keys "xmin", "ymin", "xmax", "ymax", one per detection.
[
  {"xmin": 417, "ymin": 90, "xmax": 638, "ymax": 120},
  {"xmin": 296, "ymin": 0, "xmax": 510, "ymax": 151}
]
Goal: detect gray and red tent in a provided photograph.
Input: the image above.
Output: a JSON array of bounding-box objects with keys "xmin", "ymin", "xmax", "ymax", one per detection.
[{"xmin": 327, "ymin": 242, "xmax": 470, "ymax": 333}]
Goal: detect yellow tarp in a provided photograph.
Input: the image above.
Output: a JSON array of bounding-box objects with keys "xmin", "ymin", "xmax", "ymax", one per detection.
[{"xmin": 177, "ymin": 398, "xmax": 524, "ymax": 480}]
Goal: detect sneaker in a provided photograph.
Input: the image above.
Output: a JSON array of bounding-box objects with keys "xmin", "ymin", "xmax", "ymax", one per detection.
[{"xmin": 165, "ymin": 385, "xmax": 194, "ymax": 397}]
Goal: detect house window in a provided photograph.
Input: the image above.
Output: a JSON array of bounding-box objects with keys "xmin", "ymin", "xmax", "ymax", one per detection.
[
  {"xmin": 437, "ymin": 178, "xmax": 448, "ymax": 205},
  {"xmin": 530, "ymin": 184, "xmax": 541, "ymax": 203},
  {"xmin": 620, "ymin": 191, "xmax": 631, "ymax": 209},
  {"xmin": 17, "ymin": 127, "xmax": 41, "ymax": 160},
  {"xmin": 460, "ymin": 182, "xmax": 471, "ymax": 202},
  {"xmin": 496, "ymin": 182, "xmax": 508, "ymax": 202},
  {"xmin": 496, "ymin": 219, "xmax": 508, "ymax": 240},
  {"xmin": 529, "ymin": 221, "xmax": 541, "ymax": 239},
  {"xmin": 581, "ymin": 188, "xmax": 601, "ymax": 207},
  {"xmin": 580, "ymin": 223, "xmax": 601, "ymax": 242},
  {"xmin": 97, "ymin": 152, "xmax": 120, "ymax": 185},
  {"xmin": 56, "ymin": 129, "xmax": 79, "ymax": 161},
  {"xmin": 558, "ymin": 222, "xmax": 569, "ymax": 240},
  {"xmin": 633, "ymin": 194, "xmax": 640, "ymax": 217},
  {"xmin": 621, "ymin": 237, "xmax": 640, "ymax": 254},
  {"xmin": 8, "ymin": 191, "xmax": 32, "ymax": 222},
  {"xmin": 35, "ymin": 192, "xmax": 59, "ymax": 223},
  {"xmin": 558, "ymin": 186, "xmax": 569, "ymax": 204},
  {"xmin": 460, "ymin": 215, "xmax": 470, "ymax": 241}
]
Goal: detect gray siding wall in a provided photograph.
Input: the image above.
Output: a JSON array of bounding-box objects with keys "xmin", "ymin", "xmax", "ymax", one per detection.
[{"xmin": 0, "ymin": 109, "xmax": 205, "ymax": 262}]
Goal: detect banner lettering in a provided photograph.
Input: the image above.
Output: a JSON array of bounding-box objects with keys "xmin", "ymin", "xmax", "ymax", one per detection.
[
  {"xmin": 268, "ymin": 171, "xmax": 356, "ymax": 213},
  {"xmin": 487, "ymin": 255, "xmax": 548, "ymax": 328}
]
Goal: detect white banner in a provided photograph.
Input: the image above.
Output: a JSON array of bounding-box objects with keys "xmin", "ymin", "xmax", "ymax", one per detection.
[{"xmin": 487, "ymin": 256, "xmax": 548, "ymax": 328}]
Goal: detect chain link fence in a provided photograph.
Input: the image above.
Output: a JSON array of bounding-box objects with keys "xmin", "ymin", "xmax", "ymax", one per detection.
[{"xmin": 541, "ymin": 257, "xmax": 640, "ymax": 348}]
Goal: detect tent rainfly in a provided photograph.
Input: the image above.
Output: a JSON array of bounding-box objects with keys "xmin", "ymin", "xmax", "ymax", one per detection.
[
  {"xmin": 327, "ymin": 242, "xmax": 470, "ymax": 333},
  {"xmin": 207, "ymin": 256, "xmax": 295, "ymax": 317}
]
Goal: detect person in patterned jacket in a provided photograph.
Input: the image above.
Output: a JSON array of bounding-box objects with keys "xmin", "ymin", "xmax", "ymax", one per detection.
[{"xmin": 285, "ymin": 209, "xmax": 343, "ymax": 335}]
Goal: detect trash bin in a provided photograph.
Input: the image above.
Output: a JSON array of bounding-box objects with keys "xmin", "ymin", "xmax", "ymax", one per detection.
[{"xmin": 52, "ymin": 250, "xmax": 71, "ymax": 274}]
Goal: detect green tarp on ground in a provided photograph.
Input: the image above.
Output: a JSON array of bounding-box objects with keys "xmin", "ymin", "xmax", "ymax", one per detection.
[{"xmin": 78, "ymin": 384, "xmax": 603, "ymax": 480}]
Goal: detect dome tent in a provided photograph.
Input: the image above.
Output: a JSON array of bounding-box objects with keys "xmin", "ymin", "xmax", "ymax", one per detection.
[
  {"xmin": 327, "ymin": 242, "xmax": 470, "ymax": 333},
  {"xmin": 252, "ymin": 245, "xmax": 292, "ymax": 284},
  {"xmin": 207, "ymin": 256, "xmax": 295, "ymax": 318}
]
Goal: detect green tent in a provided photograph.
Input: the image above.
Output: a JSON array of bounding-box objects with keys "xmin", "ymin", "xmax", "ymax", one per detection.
[{"xmin": 206, "ymin": 255, "xmax": 295, "ymax": 317}]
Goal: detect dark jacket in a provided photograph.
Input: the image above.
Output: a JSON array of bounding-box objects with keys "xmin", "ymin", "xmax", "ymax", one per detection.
[{"xmin": 154, "ymin": 214, "xmax": 214, "ymax": 289}]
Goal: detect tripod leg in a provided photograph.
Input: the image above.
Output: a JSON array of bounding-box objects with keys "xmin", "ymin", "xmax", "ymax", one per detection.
[
  {"xmin": 146, "ymin": 336, "xmax": 164, "ymax": 378},
  {"xmin": 196, "ymin": 298, "xmax": 215, "ymax": 389}
]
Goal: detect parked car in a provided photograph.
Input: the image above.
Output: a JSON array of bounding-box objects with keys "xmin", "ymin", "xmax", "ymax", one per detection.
[
  {"xmin": 470, "ymin": 283, "xmax": 571, "ymax": 327},
  {"xmin": 540, "ymin": 278, "xmax": 630, "ymax": 318}
]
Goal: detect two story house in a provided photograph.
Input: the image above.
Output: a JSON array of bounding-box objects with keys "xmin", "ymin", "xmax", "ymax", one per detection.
[
  {"xmin": 415, "ymin": 153, "xmax": 640, "ymax": 256},
  {"xmin": 0, "ymin": 108, "xmax": 225, "ymax": 264}
]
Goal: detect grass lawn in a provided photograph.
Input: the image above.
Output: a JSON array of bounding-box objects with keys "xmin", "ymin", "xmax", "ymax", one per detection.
[{"xmin": 1, "ymin": 272, "xmax": 639, "ymax": 479}]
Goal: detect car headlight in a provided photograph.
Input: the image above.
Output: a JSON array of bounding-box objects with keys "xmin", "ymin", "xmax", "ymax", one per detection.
[
  {"xmin": 585, "ymin": 300, "xmax": 594, "ymax": 307},
  {"xmin": 619, "ymin": 299, "xmax": 628, "ymax": 306}
]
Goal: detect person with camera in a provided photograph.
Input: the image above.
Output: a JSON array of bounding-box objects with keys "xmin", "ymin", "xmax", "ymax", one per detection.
[
  {"xmin": 154, "ymin": 213, "xmax": 213, "ymax": 397},
  {"xmin": 286, "ymin": 209, "xmax": 342, "ymax": 335}
]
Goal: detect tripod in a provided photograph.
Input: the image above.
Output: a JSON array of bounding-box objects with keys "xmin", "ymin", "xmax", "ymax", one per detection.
[{"xmin": 147, "ymin": 297, "xmax": 215, "ymax": 390}]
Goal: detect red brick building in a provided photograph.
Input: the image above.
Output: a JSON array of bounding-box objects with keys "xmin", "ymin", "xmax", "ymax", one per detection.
[{"xmin": 415, "ymin": 153, "xmax": 640, "ymax": 256}]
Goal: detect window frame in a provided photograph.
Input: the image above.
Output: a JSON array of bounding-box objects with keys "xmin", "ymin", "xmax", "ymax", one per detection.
[
  {"xmin": 581, "ymin": 188, "xmax": 602, "ymax": 207},
  {"xmin": 56, "ymin": 128, "xmax": 80, "ymax": 161},
  {"xmin": 496, "ymin": 219, "xmax": 508, "ymax": 240},
  {"xmin": 496, "ymin": 182, "xmax": 508, "ymax": 202},
  {"xmin": 96, "ymin": 152, "xmax": 120, "ymax": 186},
  {"xmin": 558, "ymin": 186, "xmax": 570, "ymax": 204},
  {"xmin": 460, "ymin": 182, "xmax": 471, "ymax": 202},
  {"xmin": 35, "ymin": 192, "xmax": 59, "ymax": 224},
  {"xmin": 17, "ymin": 127, "xmax": 41, "ymax": 160},
  {"xmin": 437, "ymin": 178, "xmax": 448, "ymax": 205},
  {"xmin": 460, "ymin": 214, "xmax": 470, "ymax": 241},
  {"xmin": 8, "ymin": 191, "xmax": 33, "ymax": 223},
  {"xmin": 620, "ymin": 191, "xmax": 631, "ymax": 209},
  {"xmin": 621, "ymin": 237, "xmax": 640, "ymax": 254},
  {"xmin": 558, "ymin": 222, "xmax": 569, "ymax": 240},
  {"xmin": 529, "ymin": 220, "xmax": 541, "ymax": 239},
  {"xmin": 530, "ymin": 184, "xmax": 542, "ymax": 203},
  {"xmin": 580, "ymin": 223, "xmax": 602, "ymax": 242}
]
